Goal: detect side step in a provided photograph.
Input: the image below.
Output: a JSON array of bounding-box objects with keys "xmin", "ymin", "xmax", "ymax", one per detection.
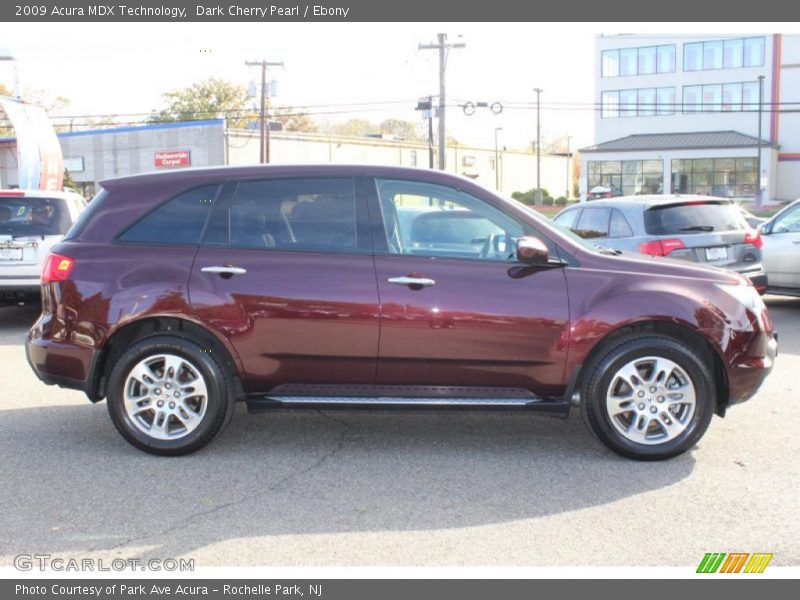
[{"xmin": 246, "ymin": 395, "xmax": 570, "ymax": 417}]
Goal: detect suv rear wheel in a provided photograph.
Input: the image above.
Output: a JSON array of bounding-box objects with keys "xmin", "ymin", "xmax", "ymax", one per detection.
[
  {"xmin": 580, "ymin": 335, "xmax": 715, "ymax": 461},
  {"xmin": 106, "ymin": 335, "xmax": 235, "ymax": 455}
]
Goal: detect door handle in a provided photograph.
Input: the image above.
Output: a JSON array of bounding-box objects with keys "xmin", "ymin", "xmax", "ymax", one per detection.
[
  {"xmin": 388, "ymin": 276, "xmax": 435, "ymax": 287},
  {"xmin": 201, "ymin": 265, "xmax": 247, "ymax": 277}
]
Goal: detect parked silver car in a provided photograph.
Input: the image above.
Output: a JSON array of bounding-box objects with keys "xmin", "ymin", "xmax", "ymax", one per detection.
[
  {"xmin": 759, "ymin": 198, "xmax": 800, "ymax": 296},
  {"xmin": 553, "ymin": 195, "xmax": 765, "ymax": 289}
]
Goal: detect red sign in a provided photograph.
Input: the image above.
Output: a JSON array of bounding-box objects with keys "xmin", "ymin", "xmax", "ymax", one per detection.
[{"xmin": 154, "ymin": 150, "xmax": 190, "ymax": 168}]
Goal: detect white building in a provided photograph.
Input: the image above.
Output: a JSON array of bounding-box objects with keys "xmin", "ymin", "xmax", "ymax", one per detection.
[{"xmin": 581, "ymin": 33, "xmax": 800, "ymax": 203}]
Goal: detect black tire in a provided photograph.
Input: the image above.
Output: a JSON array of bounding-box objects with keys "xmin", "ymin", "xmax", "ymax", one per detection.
[
  {"xmin": 106, "ymin": 335, "xmax": 235, "ymax": 456},
  {"xmin": 580, "ymin": 335, "xmax": 716, "ymax": 461}
]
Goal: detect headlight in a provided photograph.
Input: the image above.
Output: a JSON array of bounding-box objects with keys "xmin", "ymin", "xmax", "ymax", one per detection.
[{"xmin": 715, "ymin": 283, "xmax": 764, "ymax": 313}]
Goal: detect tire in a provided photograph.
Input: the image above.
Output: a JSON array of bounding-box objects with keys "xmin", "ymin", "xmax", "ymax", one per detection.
[
  {"xmin": 580, "ymin": 335, "xmax": 716, "ymax": 461},
  {"xmin": 106, "ymin": 335, "xmax": 235, "ymax": 456}
]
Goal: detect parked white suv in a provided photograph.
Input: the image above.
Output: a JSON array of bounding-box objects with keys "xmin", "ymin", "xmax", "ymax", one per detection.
[{"xmin": 0, "ymin": 189, "xmax": 87, "ymax": 306}]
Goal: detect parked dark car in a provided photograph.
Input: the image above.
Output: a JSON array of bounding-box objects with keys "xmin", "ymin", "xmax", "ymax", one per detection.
[
  {"xmin": 26, "ymin": 166, "xmax": 777, "ymax": 460},
  {"xmin": 553, "ymin": 195, "xmax": 766, "ymax": 291}
]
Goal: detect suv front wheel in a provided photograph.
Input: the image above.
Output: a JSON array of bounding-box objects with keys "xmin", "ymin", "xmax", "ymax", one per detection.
[
  {"xmin": 580, "ymin": 335, "xmax": 716, "ymax": 461},
  {"xmin": 106, "ymin": 335, "xmax": 235, "ymax": 455}
]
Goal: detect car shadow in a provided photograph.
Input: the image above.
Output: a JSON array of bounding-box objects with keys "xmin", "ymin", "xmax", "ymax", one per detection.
[{"xmin": 0, "ymin": 401, "xmax": 696, "ymax": 564}]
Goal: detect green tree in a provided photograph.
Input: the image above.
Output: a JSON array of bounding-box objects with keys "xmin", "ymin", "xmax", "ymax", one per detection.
[
  {"xmin": 272, "ymin": 107, "xmax": 318, "ymax": 133},
  {"xmin": 150, "ymin": 77, "xmax": 256, "ymax": 128},
  {"xmin": 63, "ymin": 169, "xmax": 80, "ymax": 193},
  {"xmin": 326, "ymin": 118, "xmax": 377, "ymax": 138},
  {"xmin": 379, "ymin": 118, "xmax": 424, "ymax": 141}
]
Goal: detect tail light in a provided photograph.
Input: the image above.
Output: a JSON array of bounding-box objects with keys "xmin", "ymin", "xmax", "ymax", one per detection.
[
  {"xmin": 744, "ymin": 230, "xmax": 763, "ymax": 249},
  {"xmin": 41, "ymin": 253, "xmax": 75, "ymax": 283},
  {"xmin": 638, "ymin": 239, "xmax": 686, "ymax": 256}
]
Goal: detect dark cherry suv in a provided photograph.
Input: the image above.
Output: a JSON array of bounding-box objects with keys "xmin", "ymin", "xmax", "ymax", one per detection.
[{"xmin": 26, "ymin": 165, "xmax": 777, "ymax": 460}]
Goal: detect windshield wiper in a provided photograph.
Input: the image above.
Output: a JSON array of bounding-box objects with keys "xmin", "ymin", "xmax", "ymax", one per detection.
[{"xmin": 678, "ymin": 225, "xmax": 715, "ymax": 232}]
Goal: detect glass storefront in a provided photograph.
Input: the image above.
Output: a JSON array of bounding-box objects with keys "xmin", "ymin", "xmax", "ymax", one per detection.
[
  {"xmin": 587, "ymin": 160, "xmax": 664, "ymax": 196},
  {"xmin": 671, "ymin": 157, "xmax": 757, "ymax": 198}
]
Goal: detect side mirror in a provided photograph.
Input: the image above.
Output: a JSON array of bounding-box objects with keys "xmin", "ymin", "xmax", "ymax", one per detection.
[
  {"xmin": 516, "ymin": 236, "xmax": 550, "ymax": 264},
  {"xmin": 759, "ymin": 221, "xmax": 771, "ymax": 235}
]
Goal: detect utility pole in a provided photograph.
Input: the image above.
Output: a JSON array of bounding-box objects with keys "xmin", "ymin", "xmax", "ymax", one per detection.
[
  {"xmin": 245, "ymin": 59, "xmax": 283, "ymax": 164},
  {"xmin": 756, "ymin": 74, "xmax": 765, "ymax": 207},
  {"xmin": 494, "ymin": 127, "xmax": 503, "ymax": 191},
  {"xmin": 419, "ymin": 34, "xmax": 465, "ymax": 171},
  {"xmin": 534, "ymin": 88, "xmax": 543, "ymax": 203},
  {"xmin": 565, "ymin": 135, "xmax": 571, "ymax": 199}
]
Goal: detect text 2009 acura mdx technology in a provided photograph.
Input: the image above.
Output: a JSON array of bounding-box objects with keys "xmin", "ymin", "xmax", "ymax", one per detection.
[{"xmin": 26, "ymin": 165, "xmax": 777, "ymax": 460}]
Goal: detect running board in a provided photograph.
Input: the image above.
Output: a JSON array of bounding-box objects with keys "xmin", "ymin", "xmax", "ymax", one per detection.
[{"xmin": 246, "ymin": 395, "xmax": 570, "ymax": 417}]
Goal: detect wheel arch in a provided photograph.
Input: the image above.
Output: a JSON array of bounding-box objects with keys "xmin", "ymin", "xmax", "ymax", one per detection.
[
  {"xmin": 571, "ymin": 319, "xmax": 730, "ymax": 416},
  {"xmin": 88, "ymin": 316, "xmax": 245, "ymax": 402}
]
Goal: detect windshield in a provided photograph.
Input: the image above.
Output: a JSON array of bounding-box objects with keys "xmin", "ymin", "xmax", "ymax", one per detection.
[
  {"xmin": 0, "ymin": 197, "xmax": 71, "ymax": 237},
  {"xmin": 644, "ymin": 201, "xmax": 747, "ymax": 235}
]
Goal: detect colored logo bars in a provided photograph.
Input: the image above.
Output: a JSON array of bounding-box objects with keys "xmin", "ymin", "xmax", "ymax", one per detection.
[{"xmin": 697, "ymin": 552, "xmax": 773, "ymax": 573}]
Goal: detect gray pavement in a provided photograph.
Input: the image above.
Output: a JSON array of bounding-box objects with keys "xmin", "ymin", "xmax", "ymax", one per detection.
[{"xmin": 1, "ymin": 297, "xmax": 798, "ymax": 567}]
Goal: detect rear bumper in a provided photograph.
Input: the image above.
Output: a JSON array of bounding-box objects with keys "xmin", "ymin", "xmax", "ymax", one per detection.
[
  {"xmin": 26, "ymin": 316, "xmax": 99, "ymax": 400},
  {"xmin": 726, "ymin": 332, "xmax": 778, "ymax": 408}
]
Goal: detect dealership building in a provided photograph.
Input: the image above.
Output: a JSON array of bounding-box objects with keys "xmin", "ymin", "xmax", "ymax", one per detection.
[
  {"xmin": 581, "ymin": 33, "xmax": 800, "ymax": 203},
  {"xmin": 0, "ymin": 119, "xmax": 570, "ymax": 199}
]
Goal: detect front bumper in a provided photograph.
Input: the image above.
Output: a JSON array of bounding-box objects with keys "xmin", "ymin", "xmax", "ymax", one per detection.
[{"xmin": 726, "ymin": 332, "xmax": 778, "ymax": 408}]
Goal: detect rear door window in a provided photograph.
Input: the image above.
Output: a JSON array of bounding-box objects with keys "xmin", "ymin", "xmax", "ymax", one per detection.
[
  {"xmin": 574, "ymin": 208, "xmax": 611, "ymax": 239},
  {"xmin": 118, "ymin": 185, "xmax": 219, "ymax": 245},
  {"xmin": 229, "ymin": 178, "xmax": 358, "ymax": 252},
  {"xmin": 644, "ymin": 201, "xmax": 748, "ymax": 235}
]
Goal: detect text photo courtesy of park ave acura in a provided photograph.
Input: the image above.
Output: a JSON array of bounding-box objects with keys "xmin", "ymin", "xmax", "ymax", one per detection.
[{"xmin": 1, "ymin": 3, "xmax": 800, "ymax": 586}]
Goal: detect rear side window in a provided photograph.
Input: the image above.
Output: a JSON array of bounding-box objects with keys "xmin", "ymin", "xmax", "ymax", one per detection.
[
  {"xmin": 228, "ymin": 178, "xmax": 357, "ymax": 252},
  {"xmin": 64, "ymin": 190, "xmax": 108, "ymax": 241},
  {"xmin": 574, "ymin": 208, "xmax": 610, "ymax": 239},
  {"xmin": 644, "ymin": 201, "xmax": 748, "ymax": 235},
  {"xmin": 118, "ymin": 185, "xmax": 219, "ymax": 245},
  {"xmin": 609, "ymin": 209, "xmax": 634, "ymax": 238}
]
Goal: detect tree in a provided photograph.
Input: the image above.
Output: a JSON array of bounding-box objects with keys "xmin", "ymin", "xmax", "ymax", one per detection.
[
  {"xmin": 325, "ymin": 118, "xmax": 377, "ymax": 138},
  {"xmin": 150, "ymin": 77, "xmax": 256, "ymax": 128},
  {"xmin": 0, "ymin": 83, "xmax": 12, "ymax": 137},
  {"xmin": 379, "ymin": 118, "xmax": 424, "ymax": 141},
  {"xmin": 63, "ymin": 169, "xmax": 80, "ymax": 193},
  {"xmin": 272, "ymin": 107, "xmax": 318, "ymax": 133},
  {"xmin": 571, "ymin": 151, "xmax": 581, "ymax": 198}
]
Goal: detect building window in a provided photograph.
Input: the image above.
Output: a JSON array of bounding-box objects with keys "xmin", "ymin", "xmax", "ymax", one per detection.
[
  {"xmin": 588, "ymin": 160, "xmax": 664, "ymax": 196},
  {"xmin": 619, "ymin": 89, "xmax": 637, "ymax": 117},
  {"xmin": 601, "ymin": 87, "xmax": 676, "ymax": 118},
  {"xmin": 656, "ymin": 87, "xmax": 675, "ymax": 115},
  {"xmin": 671, "ymin": 157, "xmax": 757, "ymax": 198},
  {"xmin": 683, "ymin": 82, "xmax": 762, "ymax": 113},
  {"xmin": 683, "ymin": 37, "xmax": 765, "ymax": 72},
  {"xmin": 601, "ymin": 91, "xmax": 619, "ymax": 118},
  {"xmin": 601, "ymin": 44, "xmax": 677, "ymax": 77},
  {"xmin": 637, "ymin": 88, "xmax": 656, "ymax": 116}
]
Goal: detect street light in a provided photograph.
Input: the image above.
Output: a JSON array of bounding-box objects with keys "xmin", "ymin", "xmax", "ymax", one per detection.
[
  {"xmin": 494, "ymin": 127, "xmax": 503, "ymax": 191},
  {"xmin": 0, "ymin": 48, "xmax": 20, "ymax": 98}
]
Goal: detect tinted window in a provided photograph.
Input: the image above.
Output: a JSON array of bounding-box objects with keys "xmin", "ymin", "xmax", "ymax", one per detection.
[
  {"xmin": 0, "ymin": 196, "xmax": 72, "ymax": 237},
  {"xmin": 376, "ymin": 179, "xmax": 525, "ymax": 261},
  {"xmin": 64, "ymin": 190, "xmax": 107, "ymax": 241},
  {"xmin": 230, "ymin": 178, "xmax": 357, "ymax": 252},
  {"xmin": 574, "ymin": 208, "xmax": 610, "ymax": 239},
  {"xmin": 118, "ymin": 185, "xmax": 218, "ymax": 244},
  {"xmin": 644, "ymin": 202, "xmax": 748, "ymax": 235},
  {"xmin": 610, "ymin": 209, "xmax": 634, "ymax": 238}
]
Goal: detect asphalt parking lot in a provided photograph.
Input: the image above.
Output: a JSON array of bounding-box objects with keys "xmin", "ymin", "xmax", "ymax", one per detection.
[{"xmin": 1, "ymin": 297, "xmax": 798, "ymax": 568}]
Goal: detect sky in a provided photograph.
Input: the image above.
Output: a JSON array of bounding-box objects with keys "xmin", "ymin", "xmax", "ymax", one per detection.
[{"xmin": 1, "ymin": 22, "xmax": 793, "ymax": 152}]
